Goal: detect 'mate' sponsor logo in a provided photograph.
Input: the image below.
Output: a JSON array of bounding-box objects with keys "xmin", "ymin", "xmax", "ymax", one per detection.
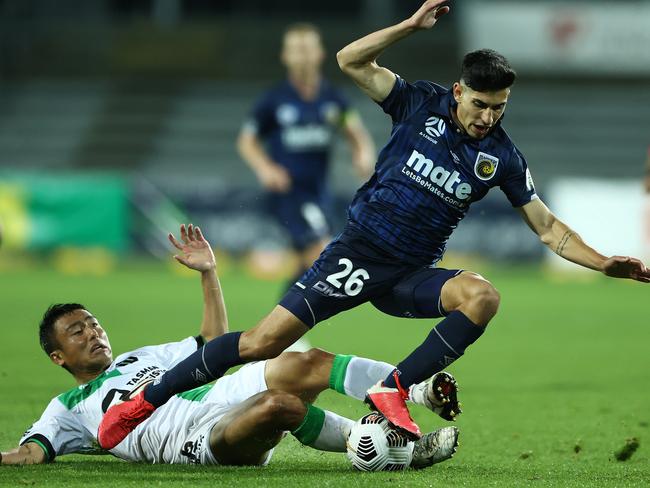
[{"xmin": 404, "ymin": 149, "xmax": 472, "ymax": 201}]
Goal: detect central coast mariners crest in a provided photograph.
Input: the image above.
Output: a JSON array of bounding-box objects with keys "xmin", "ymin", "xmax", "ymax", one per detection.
[{"xmin": 474, "ymin": 152, "xmax": 499, "ymax": 181}]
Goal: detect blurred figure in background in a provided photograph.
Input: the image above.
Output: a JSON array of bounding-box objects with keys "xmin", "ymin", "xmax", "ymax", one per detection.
[
  {"xmin": 645, "ymin": 146, "xmax": 650, "ymax": 194},
  {"xmin": 237, "ymin": 23, "xmax": 375, "ymax": 291},
  {"xmin": 643, "ymin": 146, "xmax": 650, "ymax": 259}
]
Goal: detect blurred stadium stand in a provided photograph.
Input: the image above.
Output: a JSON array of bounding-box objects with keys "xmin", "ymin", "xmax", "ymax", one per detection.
[
  {"xmin": 0, "ymin": 0, "xmax": 648, "ymax": 261},
  {"xmin": 2, "ymin": 80, "xmax": 647, "ymax": 182}
]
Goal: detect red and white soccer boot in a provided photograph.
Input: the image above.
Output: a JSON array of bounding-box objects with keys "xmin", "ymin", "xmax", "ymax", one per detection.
[
  {"xmin": 365, "ymin": 372, "xmax": 422, "ymax": 440},
  {"xmin": 98, "ymin": 390, "xmax": 156, "ymax": 450}
]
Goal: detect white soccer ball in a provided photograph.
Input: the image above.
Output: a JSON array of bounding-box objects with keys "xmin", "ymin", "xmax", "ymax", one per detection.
[{"xmin": 346, "ymin": 413, "xmax": 414, "ymax": 471}]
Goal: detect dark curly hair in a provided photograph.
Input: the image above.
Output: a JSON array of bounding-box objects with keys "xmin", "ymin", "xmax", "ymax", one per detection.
[{"xmin": 460, "ymin": 49, "xmax": 516, "ymax": 92}]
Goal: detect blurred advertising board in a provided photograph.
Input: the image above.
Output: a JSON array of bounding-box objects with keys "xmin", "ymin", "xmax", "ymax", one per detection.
[
  {"xmin": 161, "ymin": 184, "xmax": 544, "ymax": 262},
  {"xmin": 446, "ymin": 192, "xmax": 543, "ymax": 261},
  {"xmin": 0, "ymin": 170, "xmax": 548, "ymax": 262},
  {"xmin": 461, "ymin": 2, "xmax": 650, "ymax": 75},
  {"xmin": 0, "ymin": 173, "xmax": 129, "ymax": 252},
  {"xmin": 545, "ymin": 178, "xmax": 646, "ymax": 269}
]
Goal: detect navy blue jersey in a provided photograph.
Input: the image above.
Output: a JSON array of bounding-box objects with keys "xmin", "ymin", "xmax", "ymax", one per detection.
[
  {"xmin": 347, "ymin": 75, "xmax": 538, "ymax": 266},
  {"xmin": 243, "ymin": 79, "xmax": 352, "ymax": 194}
]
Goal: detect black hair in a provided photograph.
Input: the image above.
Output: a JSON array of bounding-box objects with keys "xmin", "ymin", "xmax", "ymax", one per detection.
[
  {"xmin": 39, "ymin": 303, "xmax": 86, "ymax": 356},
  {"xmin": 460, "ymin": 49, "xmax": 516, "ymax": 92}
]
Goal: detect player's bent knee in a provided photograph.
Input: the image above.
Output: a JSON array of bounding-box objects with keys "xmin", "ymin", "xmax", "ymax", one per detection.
[
  {"xmin": 294, "ymin": 348, "xmax": 333, "ymax": 390},
  {"xmin": 468, "ymin": 280, "xmax": 500, "ymax": 321},
  {"xmin": 449, "ymin": 273, "xmax": 500, "ymax": 325},
  {"xmin": 299, "ymin": 348, "xmax": 331, "ymax": 370},
  {"xmin": 256, "ymin": 390, "xmax": 306, "ymax": 428}
]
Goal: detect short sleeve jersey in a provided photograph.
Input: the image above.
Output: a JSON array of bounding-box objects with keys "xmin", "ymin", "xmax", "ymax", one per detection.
[
  {"xmin": 347, "ymin": 76, "xmax": 538, "ymax": 265},
  {"xmin": 19, "ymin": 337, "xmax": 201, "ymax": 462},
  {"xmin": 243, "ymin": 80, "xmax": 351, "ymax": 194}
]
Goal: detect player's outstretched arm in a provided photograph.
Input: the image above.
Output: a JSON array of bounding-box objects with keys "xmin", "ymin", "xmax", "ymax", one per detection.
[
  {"xmin": 1, "ymin": 443, "xmax": 46, "ymax": 465},
  {"xmin": 518, "ymin": 199, "xmax": 650, "ymax": 282},
  {"xmin": 336, "ymin": 0, "xmax": 450, "ymax": 102},
  {"xmin": 168, "ymin": 223, "xmax": 230, "ymax": 341},
  {"xmin": 342, "ymin": 112, "xmax": 376, "ymax": 179}
]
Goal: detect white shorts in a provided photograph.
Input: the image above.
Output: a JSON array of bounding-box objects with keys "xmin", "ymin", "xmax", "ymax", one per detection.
[{"xmin": 120, "ymin": 361, "xmax": 272, "ymax": 465}]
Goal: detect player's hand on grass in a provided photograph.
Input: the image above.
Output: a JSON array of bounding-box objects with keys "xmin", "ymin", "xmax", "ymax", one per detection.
[
  {"xmin": 256, "ymin": 163, "xmax": 291, "ymax": 193},
  {"xmin": 408, "ymin": 0, "xmax": 450, "ymax": 30},
  {"xmin": 602, "ymin": 256, "xmax": 650, "ymax": 283},
  {"xmin": 168, "ymin": 223, "xmax": 216, "ymax": 272}
]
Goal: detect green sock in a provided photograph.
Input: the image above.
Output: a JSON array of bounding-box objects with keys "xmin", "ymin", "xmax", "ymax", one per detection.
[
  {"xmin": 292, "ymin": 404, "xmax": 353, "ymax": 453},
  {"xmin": 291, "ymin": 404, "xmax": 326, "ymax": 446},
  {"xmin": 327, "ymin": 354, "xmax": 395, "ymax": 401},
  {"xmin": 328, "ymin": 354, "xmax": 354, "ymax": 394}
]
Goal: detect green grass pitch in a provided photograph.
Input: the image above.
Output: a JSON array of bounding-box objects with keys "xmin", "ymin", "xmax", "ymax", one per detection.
[{"xmin": 0, "ymin": 261, "xmax": 648, "ymax": 487}]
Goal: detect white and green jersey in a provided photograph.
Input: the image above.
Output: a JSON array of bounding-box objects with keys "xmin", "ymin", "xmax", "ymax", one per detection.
[{"xmin": 19, "ymin": 336, "xmax": 223, "ymax": 463}]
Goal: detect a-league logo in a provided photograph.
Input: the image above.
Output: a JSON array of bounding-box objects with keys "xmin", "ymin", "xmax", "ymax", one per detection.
[{"xmin": 425, "ymin": 116, "xmax": 446, "ymax": 138}]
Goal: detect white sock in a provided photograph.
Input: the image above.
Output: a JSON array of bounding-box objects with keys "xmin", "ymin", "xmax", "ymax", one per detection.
[
  {"xmin": 310, "ymin": 410, "xmax": 354, "ymax": 453},
  {"xmin": 408, "ymin": 381, "xmax": 430, "ymax": 408},
  {"xmin": 330, "ymin": 355, "xmax": 395, "ymax": 400},
  {"xmin": 292, "ymin": 404, "xmax": 353, "ymax": 453}
]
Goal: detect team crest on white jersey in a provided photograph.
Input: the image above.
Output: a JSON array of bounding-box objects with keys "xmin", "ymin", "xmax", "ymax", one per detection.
[
  {"xmin": 474, "ymin": 152, "xmax": 499, "ymax": 181},
  {"xmin": 419, "ymin": 116, "xmax": 446, "ymax": 144}
]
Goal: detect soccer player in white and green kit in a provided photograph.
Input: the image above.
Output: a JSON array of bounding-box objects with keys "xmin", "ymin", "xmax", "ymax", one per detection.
[{"xmin": 0, "ymin": 224, "xmax": 458, "ymax": 468}]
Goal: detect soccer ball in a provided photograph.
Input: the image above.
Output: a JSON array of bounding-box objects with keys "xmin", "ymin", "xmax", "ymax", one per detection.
[{"xmin": 346, "ymin": 413, "xmax": 414, "ymax": 471}]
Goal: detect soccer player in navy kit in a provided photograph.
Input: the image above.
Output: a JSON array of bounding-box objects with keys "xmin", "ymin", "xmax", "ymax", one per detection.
[
  {"xmin": 100, "ymin": 0, "xmax": 650, "ymax": 448},
  {"xmin": 237, "ymin": 23, "xmax": 375, "ymax": 288},
  {"xmin": 644, "ymin": 146, "xmax": 650, "ymax": 196}
]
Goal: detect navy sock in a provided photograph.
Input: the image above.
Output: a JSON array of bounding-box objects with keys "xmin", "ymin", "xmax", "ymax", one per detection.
[
  {"xmin": 144, "ymin": 331, "xmax": 243, "ymax": 407},
  {"xmin": 384, "ymin": 311, "xmax": 485, "ymax": 390}
]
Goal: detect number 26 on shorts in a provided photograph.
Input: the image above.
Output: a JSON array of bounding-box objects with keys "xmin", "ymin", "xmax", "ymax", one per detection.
[{"xmin": 325, "ymin": 258, "xmax": 370, "ymax": 296}]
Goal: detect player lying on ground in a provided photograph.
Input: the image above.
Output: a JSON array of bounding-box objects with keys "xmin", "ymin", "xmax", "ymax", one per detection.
[
  {"xmin": 99, "ymin": 0, "xmax": 650, "ymax": 449},
  {"xmin": 0, "ymin": 224, "xmax": 458, "ymax": 468}
]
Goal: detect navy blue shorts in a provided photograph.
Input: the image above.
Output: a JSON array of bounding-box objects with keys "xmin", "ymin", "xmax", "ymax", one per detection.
[
  {"xmin": 269, "ymin": 191, "xmax": 331, "ymax": 251},
  {"xmin": 279, "ymin": 227, "xmax": 462, "ymax": 327}
]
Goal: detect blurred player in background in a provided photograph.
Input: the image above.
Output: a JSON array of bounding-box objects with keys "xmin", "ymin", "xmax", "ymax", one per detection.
[
  {"xmin": 1, "ymin": 224, "xmax": 457, "ymax": 468},
  {"xmin": 237, "ymin": 23, "xmax": 375, "ymax": 291},
  {"xmin": 100, "ymin": 0, "xmax": 649, "ymax": 446},
  {"xmin": 643, "ymin": 146, "xmax": 650, "ymax": 259},
  {"xmin": 645, "ymin": 147, "xmax": 650, "ymax": 193}
]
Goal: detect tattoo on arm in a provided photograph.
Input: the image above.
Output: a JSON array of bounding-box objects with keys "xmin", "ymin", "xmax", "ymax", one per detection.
[{"xmin": 555, "ymin": 230, "xmax": 575, "ymax": 256}]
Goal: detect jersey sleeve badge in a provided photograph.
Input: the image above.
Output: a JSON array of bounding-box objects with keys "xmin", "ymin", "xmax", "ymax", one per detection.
[{"xmin": 525, "ymin": 168, "xmax": 536, "ymax": 192}]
